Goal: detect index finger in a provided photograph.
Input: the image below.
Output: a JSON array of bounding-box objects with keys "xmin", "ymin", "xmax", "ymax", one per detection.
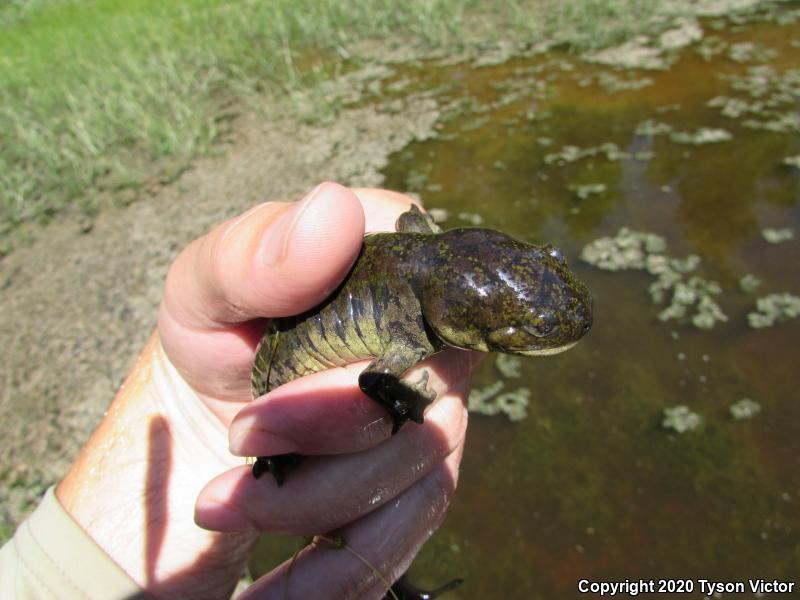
[{"xmin": 352, "ymin": 188, "xmax": 421, "ymax": 233}]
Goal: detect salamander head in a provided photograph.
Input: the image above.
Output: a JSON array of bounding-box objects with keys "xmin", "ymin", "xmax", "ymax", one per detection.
[{"xmin": 421, "ymin": 229, "xmax": 592, "ymax": 356}]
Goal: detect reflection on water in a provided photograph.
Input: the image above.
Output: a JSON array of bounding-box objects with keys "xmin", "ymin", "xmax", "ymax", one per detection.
[{"xmin": 253, "ymin": 7, "xmax": 799, "ymax": 598}]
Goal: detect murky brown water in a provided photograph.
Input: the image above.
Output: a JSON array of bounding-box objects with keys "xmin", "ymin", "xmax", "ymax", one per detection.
[{"xmin": 253, "ymin": 7, "xmax": 799, "ymax": 598}]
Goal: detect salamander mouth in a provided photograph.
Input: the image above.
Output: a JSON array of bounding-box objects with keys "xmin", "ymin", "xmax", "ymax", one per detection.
[
  {"xmin": 516, "ymin": 340, "xmax": 578, "ymax": 356},
  {"xmin": 486, "ymin": 325, "xmax": 580, "ymax": 356}
]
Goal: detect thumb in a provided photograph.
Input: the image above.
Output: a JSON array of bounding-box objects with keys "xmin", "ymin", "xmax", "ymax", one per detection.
[
  {"xmin": 256, "ymin": 182, "xmax": 367, "ymax": 317},
  {"xmin": 162, "ymin": 181, "xmax": 366, "ymax": 330}
]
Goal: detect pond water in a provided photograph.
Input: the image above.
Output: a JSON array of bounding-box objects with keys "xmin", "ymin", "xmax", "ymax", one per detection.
[{"xmin": 253, "ymin": 7, "xmax": 799, "ymax": 598}]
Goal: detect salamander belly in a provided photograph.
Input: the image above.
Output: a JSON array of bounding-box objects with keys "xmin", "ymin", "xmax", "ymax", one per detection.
[{"xmin": 251, "ymin": 289, "xmax": 385, "ymax": 398}]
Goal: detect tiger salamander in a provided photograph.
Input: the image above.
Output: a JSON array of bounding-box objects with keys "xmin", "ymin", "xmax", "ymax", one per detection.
[
  {"xmin": 250, "ymin": 205, "xmax": 592, "ymax": 483},
  {"xmin": 250, "ymin": 205, "xmax": 592, "ymax": 599}
]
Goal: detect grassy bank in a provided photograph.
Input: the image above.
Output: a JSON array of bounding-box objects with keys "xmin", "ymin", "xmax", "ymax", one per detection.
[{"xmin": 0, "ymin": 0, "xmax": 673, "ymax": 242}]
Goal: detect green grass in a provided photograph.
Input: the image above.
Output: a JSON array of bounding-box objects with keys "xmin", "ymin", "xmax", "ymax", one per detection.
[
  {"xmin": 543, "ymin": 0, "xmax": 661, "ymax": 50},
  {"xmin": 0, "ymin": 0, "xmax": 486, "ymax": 235},
  {"xmin": 0, "ymin": 0, "xmax": 672, "ymax": 240}
]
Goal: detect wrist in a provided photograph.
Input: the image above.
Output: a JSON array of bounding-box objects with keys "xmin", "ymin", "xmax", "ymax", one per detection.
[{"xmin": 57, "ymin": 331, "xmax": 257, "ymax": 599}]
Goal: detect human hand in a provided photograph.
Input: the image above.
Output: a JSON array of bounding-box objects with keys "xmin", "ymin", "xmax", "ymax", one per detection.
[
  {"xmin": 56, "ymin": 182, "xmax": 476, "ymax": 599},
  {"xmin": 159, "ymin": 182, "xmax": 479, "ymax": 598}
]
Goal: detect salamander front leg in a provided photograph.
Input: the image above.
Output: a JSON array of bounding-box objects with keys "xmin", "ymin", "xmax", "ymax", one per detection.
[{"xmin": 359, "ymin": 352, "xmax": 436, "ymax": 434}]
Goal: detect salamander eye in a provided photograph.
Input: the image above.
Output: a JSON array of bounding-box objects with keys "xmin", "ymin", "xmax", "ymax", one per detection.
[
  {"xmin": 546, "ymin": 245, "xmax": 566, "ymax": 265},
  {"xmin": 525, "ymin": 310, "xmax": 558, "ymax": 338}
]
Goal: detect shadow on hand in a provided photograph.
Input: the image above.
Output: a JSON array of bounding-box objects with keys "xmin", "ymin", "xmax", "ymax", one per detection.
[
  {"xmin": 129, "ymin": 347, "xmax": 479, "ymax": 598},
  {"xmin": 125, "ymin": 416, "xmax": 257, "ymax": 599}
]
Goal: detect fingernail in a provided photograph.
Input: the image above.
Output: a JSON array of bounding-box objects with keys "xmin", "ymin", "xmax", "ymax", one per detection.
[
  {"xmin": 195, "ymin": 500, "xmax": 254, "ymax": 532},
  {"xmin": 229, "ymin": 424, "xmax": 297, "ymax": 456},
  {"xmin": 259, "ymin": 183, "xmax": 324, "ymax": 265}
]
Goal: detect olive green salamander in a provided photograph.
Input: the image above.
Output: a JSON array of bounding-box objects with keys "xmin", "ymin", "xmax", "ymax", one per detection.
[
  {"xmin": 250, "ymin": 205, "xmax": 592, "ymax": 482},
  {"xmin": 249, "ymin": 204, "xmax": 592, "ymax": 599}
]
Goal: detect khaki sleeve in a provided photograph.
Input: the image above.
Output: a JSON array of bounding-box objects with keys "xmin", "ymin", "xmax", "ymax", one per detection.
[{"xmin": 0, "ymin": 486, "xmax": 145, "ymax": 599}]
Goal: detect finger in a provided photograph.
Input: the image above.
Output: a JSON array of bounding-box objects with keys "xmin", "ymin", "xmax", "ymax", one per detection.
[
  {"xmin": 158, "ymin": 182, "xmax": 365, "ymax": 401},
  {"xmin": 350, "ymin": 188, "xmax": 422, "ymax": 233},
  {"xmin": 228, "ymin": 348, "xmax": 480, "ymax": 457},
  {"xmin": 195, "ymin": 392, "xmax": 467, "ymax": 536},
  {"xmin": 162, "ymin": 181, "xmax": 365, "ymax": 330},
  {"xmin": 157, "ymin": 185, "xmax": 427, "ymax": 404},
  {"xmin": 238, "ymin": 449, "xmax": 463, "ymax": 600}
]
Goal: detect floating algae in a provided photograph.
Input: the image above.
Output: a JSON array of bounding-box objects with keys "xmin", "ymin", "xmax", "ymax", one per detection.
[
  {"xmin": 727, "ymin": 64, "xmax": 777, "ymax": 97},
  {"xmin": 707, "ymin": 95, "xmax": 764, "ymax": 118},
  {"xmin": 747, "ymin": 293, "xmax": 800, "ymax": 328},
  {"xmin": 739, "ymin": 274, "xmax": 762, "ymax": 293},
  {"xmin": 405, "ymin": 168, "xmax": 429, "ymax": 191},
  {"xmin": 580, "ymin": 228, "xmax": 667, "ymax": 270},
  {"xmin": 460, "ymin": 115, "xmax": 491, "ymax": 132},
  {"xmin": 469, "ymin": 355, "xmax": 530, "ymax": 421},
  {"xmin": 696, "ymin": 35, "xmax": 728, "ymax": 61},
  {"xmin": 585, "ymin": 37, "xmax": 669, "ymax": 71},
  {"xmin": 646, "ymin": 254, "xmax": 701, "ymax": 277},
  {"xmin": 635, "ymin": 119, "xmax": 673, "ymax": 136},
  {"xmin": 649, "ymin": 274, "xmax": 727, "ymax": 330},
  {"xmin": 658, "ymin": 280, "xmax": 723, "ymax": 327},
  {"xmin": 544, "ymin": 145, "xmax": 591, "ymax": 165},
  {"xmin": 581, "ymin": 229, "xmax": 727, "ymax": 329},
  {"xmin": 726, "ymin": 41, "xmax": 777, "ymax": 63},
  {"xmin": 457, "ymin": 212, "xmax": 484, "ymax": 226},
  {"xmin": 569, "ymin": 183, "xmax": 607, "ymax": 200},
  {"xmin": 544, "ymin": 142, "xmax": 643, "ymax": 166},
  {"xmin": 468, "ymin": 380, "xmax": 530, "ymax": 422},
  {"xmin": 598, "ymin": 73, "xmax": 654, "ymax": 93},
  {"xmin": 662, "ymin": 405, "xmax": 703, "ymax": 433},
  {"xmin": 730, "ymin": 398, "xmax": 762, "ymax": 420},
  {"xmin": 577, "ymin": 71, "xmax": 655, "ymax": 93},
  {"xmin": 469, "ymin": 381, "xmax": 504, "ymax": 406},
  {"xmin": 658, "ymin": 17, "xmax": 704, "ymax": 51},
  {"xmin": 493, "ymin": 389, "xmax": 530, "ymax": 422},
  {"xmin": 495, "ymin": 354, "xmax": 522, "ymax": 379},
  {"xmin": 493, "ymin": 160, "xmax": 508, "ymax": 171},
  {"xmin": 669, "ymin": 127, "xmax": 733, "ymax": 144},
  {"xmin": 761, "ymin": 228, "xmax": 794, "ymax": 243},
  {"xmin": 427, "ymin": 207, "xmax": 450, "ymax": 223},
  {"xmin": 634, "ymin": 120, "xmax": 733, "ymax": 147},
  {"xmin": 721, "ymin": 66, "xmax": 800, "ymax": 133},
  {"xmin": 744, "ymin": 112, "xmax": 800, "ymax": 133},
  {"xmin": 690, "ymin": 295, "xmax": 728, "ymax": 330}
]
